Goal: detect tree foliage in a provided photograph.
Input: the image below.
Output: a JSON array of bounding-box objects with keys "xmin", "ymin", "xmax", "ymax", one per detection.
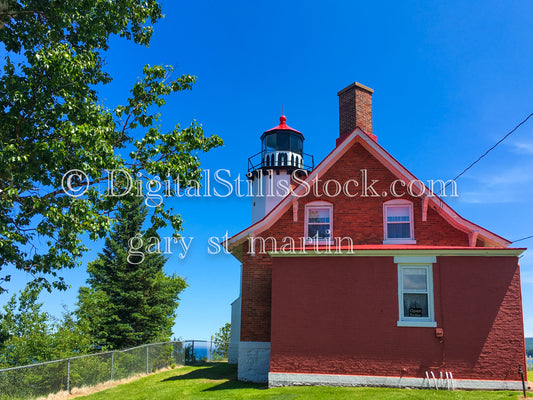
[
  {"xmin": 76, "ymin": 196, "xmax": 187, "ymax": 349},
  {"xmin": 0, "ymin": 285, "xmax": 93, "ymax": 367},
  {"xmin": 212, "ymin": 322, "xmax": 231, "ymax": 359},
  {"xmin": 0, "ymin": 0, "xmax": 223, "ymax": 292}
]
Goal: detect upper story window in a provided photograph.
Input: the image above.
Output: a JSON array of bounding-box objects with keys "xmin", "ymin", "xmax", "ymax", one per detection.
[
  {"xmin": 305, "ymin": 201, "xmax": 333, "ymax": 243},
  {"xmin": 383, "ymin": 199, "xmax": 415, "ymax": 244}
]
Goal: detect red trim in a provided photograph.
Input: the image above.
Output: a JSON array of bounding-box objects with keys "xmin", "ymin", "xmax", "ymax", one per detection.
[
  {"xmin": 337, "ymin": 127, "xmax": 376, "ymax": 146},
  {"xmin": 265, "ymin": 115, "xmax": 302, "ymax": 134}
]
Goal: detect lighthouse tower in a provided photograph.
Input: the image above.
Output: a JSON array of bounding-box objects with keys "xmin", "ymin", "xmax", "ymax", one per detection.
[{"xmin": 247, "ymin": 115, "xmax": 313, "ymax": 224}]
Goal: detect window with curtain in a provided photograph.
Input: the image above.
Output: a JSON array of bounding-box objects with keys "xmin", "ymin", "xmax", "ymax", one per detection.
[
  {"xmin": 397, "ymin": 263, "xmax": 436, "ymax": 327},
  {"xmin": 383, "ymin": 200, "xmax": 415, "ymax": 244},
  {"xmin": 305, "ymin": 203, "xmax": 332, "ymax": 242}
]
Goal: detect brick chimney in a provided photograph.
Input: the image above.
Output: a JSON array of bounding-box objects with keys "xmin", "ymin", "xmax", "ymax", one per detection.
[{"xmin": 337, "ymin": 82, "xmax": 375, "ymax": 145}]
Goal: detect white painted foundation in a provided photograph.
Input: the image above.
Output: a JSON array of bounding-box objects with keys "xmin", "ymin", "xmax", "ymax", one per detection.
[
  {"xmin": 268, "ymin": 372, "xmax": 524, "ymax": 391},
  {"xmin": 238, "ymin": 342, "xmax": 271, "ymax": 383}
]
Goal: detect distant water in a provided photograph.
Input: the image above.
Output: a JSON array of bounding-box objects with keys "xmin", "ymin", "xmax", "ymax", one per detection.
[{"xmin": 186, "ymin": 340, "xmax": 216, "ymax": 361}]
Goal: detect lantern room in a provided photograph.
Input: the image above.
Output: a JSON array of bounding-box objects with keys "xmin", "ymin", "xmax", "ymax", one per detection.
[{"xmin": 260, "ymin": 115, "xmax": 304, "ymax": 168}]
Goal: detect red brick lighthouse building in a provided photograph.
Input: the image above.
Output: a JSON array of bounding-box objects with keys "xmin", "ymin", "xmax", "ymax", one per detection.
[{"xmin": 226, "ymin": 82, "xmax": 527, "ymax": 390}]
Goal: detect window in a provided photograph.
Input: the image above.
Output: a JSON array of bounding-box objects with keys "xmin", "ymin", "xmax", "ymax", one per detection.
[
  {"xmin": 263, "ymin": 133, "xmax": 277, "ymax": 152},
  {"xmin": 305, "ymin": 202, "xmax": 333, "ymax": 243},
  {"xmin": 396, "ymin": 257, "xmax": 436, "ymax": 327},
  {"xmin": 277, "ymin": 133, "xmax": 289, "ymax": 150},
  {"xmin": 289, "ymin": 134, "xmax": 302, "ymax": 153},
  {"xmin": 383, "ymin": 200, "xmax": 415, "ymax": 244}
]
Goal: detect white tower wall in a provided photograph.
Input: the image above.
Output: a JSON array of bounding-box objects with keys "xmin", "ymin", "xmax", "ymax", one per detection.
[{"xmin": 251, "ymin": 170, "xmax": 292, "ymax": 224}]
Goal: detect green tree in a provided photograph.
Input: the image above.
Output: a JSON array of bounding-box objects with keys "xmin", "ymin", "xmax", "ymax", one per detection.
[
  {"xmin": 211, "ymin": 323, "xmax": 231, "ymax": 360},
  {"xmin": 0, "ymin": 286, "xmax": 50, "ymax": 367},
  {"xmin": 0, "ymin": 286, "xmax": 93, "ymax": 367},
  {"xmin": 0, "ymin": 0, "xmax": 222, "ymax": 293},
  {"xmin": 76, "ymin": 196, "xmax": 187, "ymax": 349}
]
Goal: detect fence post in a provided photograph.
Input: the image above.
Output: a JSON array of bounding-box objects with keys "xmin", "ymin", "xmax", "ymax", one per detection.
[
  {"xmin": 146, "ymin": 345, "xmax": 149, "ymax": 374},
  {"xmin": 66, "ymin": 359, "xmax": 70, "ymax": 393},
  {"xmin": 173, "ymin": 342, "xmax": 176, "ymax": 364},
  {"xmin": 110, "ymin": 352, "xmax": 114, "ymax": 380}
]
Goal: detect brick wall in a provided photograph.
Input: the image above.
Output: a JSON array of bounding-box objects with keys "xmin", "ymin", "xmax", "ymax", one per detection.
[
  {"xmin": 240, "ymin": 240, "xmax": 272, "ymax": 342},
  {"xmin": 338, "ymin": 82, "xmax": 373, "ymax": 137},
  {"xmin": 270, "ymin": 256, "xmax": 526, "ymax": 381},
  {"xmin": 239, "ymin": 140, "xmax": 474, "ymax": 343}
]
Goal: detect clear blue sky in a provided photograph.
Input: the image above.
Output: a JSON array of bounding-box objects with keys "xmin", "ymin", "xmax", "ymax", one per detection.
[{"xmin": 2, "ymin": 0, "xmax": 533, "ymax": 340}]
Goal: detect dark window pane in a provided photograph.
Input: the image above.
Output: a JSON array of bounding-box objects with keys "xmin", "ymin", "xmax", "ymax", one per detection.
[
  {"xmin": 308, "ymin": 224, "xmax": 331, "ymax": 240},
  {"xmin": 290, "ymin": 135, "xmax": 302, "ymax": 153},
  {"xmin": 277, "ymin": 133, "xmax": 289, "ymax": 150},
  {"xmin": 403, "ymin": 293, "xmax": 428, "ymax": 318},
  {"xmin": 387, "ymin": 222, "xmax": 411, "ymax": 238},
  {"xmin": 264, "ymin": 134, "xmax": 276, "ymax": 151}
]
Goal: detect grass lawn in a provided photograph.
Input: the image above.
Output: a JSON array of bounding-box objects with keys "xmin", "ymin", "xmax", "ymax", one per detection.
[{"xmin": 78, "ymin": 362, "xmax": 531, "ymax": 400}]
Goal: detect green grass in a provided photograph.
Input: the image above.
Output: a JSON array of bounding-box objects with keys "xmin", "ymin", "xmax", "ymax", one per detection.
[{"xmin": 78, "ymin": 362, "xmax": 531, "ymax": 400}]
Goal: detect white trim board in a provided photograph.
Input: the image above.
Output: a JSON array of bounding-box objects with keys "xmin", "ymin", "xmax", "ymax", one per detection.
[
  {"xmin": 394, "ymin": 256, "xmax": 436, "ymax": 264},
  {"xmin": 268, "ymin": 372, "xmax": 523, "ymax": 391}
]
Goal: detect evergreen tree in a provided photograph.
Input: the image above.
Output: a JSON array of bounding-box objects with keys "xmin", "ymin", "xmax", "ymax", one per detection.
[{"xmin": 76, "ymin": 197, "xmax": 187, "ymax": 349}]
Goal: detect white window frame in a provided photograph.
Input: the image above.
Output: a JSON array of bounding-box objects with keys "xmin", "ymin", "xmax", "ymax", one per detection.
[
  {"xmin": 396, "ymin": 256, "xmax": 436, "ymax": 327},
  {"xmin": 304, "ymin": 201, "xmax": 333, "ymax": 244},
  {"xmin": 383, "ymin": 199, "xmax": 416, "ymax": 244}
]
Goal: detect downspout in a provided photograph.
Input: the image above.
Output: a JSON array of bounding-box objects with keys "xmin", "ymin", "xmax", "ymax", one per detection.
[{"xmin": 437, "ymin": 259, "xmax": 446, "ymax": 369}]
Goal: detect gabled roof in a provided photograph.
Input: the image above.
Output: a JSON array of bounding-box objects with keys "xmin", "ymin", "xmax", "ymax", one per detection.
[{"xmin": 225, "ymin": 128, "xmax": 512, "ymax": 252}]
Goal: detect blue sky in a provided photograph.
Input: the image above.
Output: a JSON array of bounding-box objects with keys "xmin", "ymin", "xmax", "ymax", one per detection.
[{"xmin": 2, "ymin": 0, "xmax": 533, "ymax": 340}]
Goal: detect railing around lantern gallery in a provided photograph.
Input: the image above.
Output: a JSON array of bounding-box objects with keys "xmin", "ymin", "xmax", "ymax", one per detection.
[{"xmin": 247, "ymin": 150, "xmax": 314, "ymax": 173}]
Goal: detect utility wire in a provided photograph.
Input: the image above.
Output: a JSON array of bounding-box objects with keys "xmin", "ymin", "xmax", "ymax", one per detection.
[
  {"xmin": 436, "ymin": 112, "xmax": 533, "ymax": 245},
  {"xmin": 440, "ymin": 112, "xmax": 533, "ymax": 194},
  {"xmin": 440, "ymin": 112, "xmax": 533, "ymax": 245},
  {"xmin": 511, "ymin": 235, "xmax": 533, "ymax": 244}
]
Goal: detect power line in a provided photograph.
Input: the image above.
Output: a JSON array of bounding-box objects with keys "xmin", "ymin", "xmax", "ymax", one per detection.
[
  {"xmin": 437, "ymin": 112, "xmax": 533, "ymax": 245},
  {"xmin": 511, "ymin": 235, "xmax": 533, "ymax": 244},
  {"xmin": 452, "ymin": 112, "xmax": 533, "ymax": 182},
  {"xmin": 439, "ymin": 112, "xmax": 533, "ymax": 194}
]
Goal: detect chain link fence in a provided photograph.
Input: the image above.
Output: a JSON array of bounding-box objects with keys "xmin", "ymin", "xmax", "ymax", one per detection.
[{"xmin": 0, "ymin": 340, "xmax": 216, "ymax": 400}]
